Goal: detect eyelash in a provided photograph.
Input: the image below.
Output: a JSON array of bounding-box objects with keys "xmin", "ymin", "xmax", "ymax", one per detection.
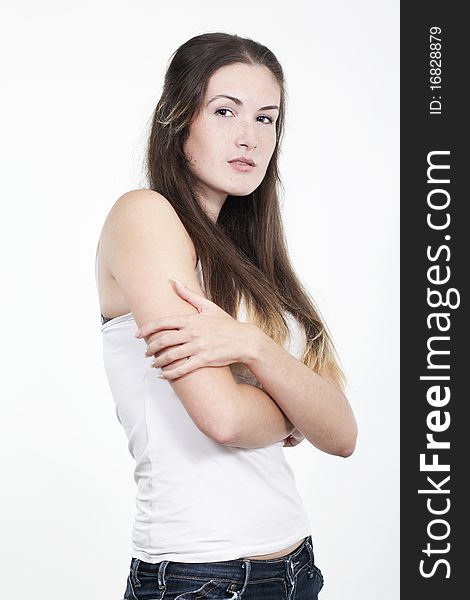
[{"xmin": 215, "ymin": 108, "xmax": 274, "ymax": 124}]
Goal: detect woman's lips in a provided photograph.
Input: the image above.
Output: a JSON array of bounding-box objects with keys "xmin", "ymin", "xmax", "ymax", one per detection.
[{"xmin": 228, "ymin": 160, "xmax": 255, "ymax": 172}]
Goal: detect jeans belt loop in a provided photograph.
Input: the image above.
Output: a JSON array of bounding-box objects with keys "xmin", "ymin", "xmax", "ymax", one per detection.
[
  {"xmin": 284, "ymin": 556, "xmax": 296, "ymax": 600},
  {"xmin": 157, "ymin": 560, "xmax": 169, "ymax": 590},
  {"xmin": 236, "ymin": 559, "xmax": 251, "ymax": 598},
  {"xmin": 130, "ymin": 558, "xmax": 142, "ymax": 588},
  {"xmin": 305, "ymin": 537, "xmax": 315, "ymax": 578}
]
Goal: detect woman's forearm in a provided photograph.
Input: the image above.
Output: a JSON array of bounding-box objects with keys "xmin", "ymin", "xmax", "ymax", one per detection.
[
  {"xmin": 242, "ymin": 325, "xmax": 358, "ymax": 457},
  {"xmin": 223, "ymin": 382, "xmax": 297, "ymax": 448}
]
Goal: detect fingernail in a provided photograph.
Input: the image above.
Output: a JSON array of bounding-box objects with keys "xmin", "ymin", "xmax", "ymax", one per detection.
[{"xmin": 134, "ymin": 330, "xmax": 141, "ymax": 338}]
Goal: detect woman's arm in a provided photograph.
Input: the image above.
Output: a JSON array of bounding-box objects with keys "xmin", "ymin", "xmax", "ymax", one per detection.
[
  {"xmin": 156, "ymin": 352, "xmax": 297, "ymax": 448},
  {"xmin": 231, "ymin": 326, "xmax": 358, "ymax": 457},
  {"xmin": 139, "ymin": 277, "xmax": 349, "ymax": 453},
  {"xmin": 101, "ymin": 189, "xmax": 296, "ymax": 447}
]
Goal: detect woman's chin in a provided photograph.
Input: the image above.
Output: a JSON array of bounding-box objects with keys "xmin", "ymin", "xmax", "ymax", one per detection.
[{"xmin": 225, "ymin": 183, "xmax": 259, "ymax": 198}]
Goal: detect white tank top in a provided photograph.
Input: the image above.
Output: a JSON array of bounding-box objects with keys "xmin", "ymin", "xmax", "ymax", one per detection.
[{"xmin": 98, "ymin": 257, "xmax": 312, "ymax": 563}]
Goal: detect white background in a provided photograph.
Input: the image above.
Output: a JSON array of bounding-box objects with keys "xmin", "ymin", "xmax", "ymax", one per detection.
[{"xmin": 0, "ymin": 1, "xmax": 399, "ymax": 598}]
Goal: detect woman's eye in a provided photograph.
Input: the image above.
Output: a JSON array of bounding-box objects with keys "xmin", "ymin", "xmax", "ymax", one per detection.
[
  {"xmin": 215, "ymin": 108, "xmax": 234, "ymax": 117},
  {"xmin": 215, "ymin": 108, "xmax": 273, "ymax": 124},
  {"xmin": 257, "ymin": 115, "xmax": 274, "ymax": 124}
]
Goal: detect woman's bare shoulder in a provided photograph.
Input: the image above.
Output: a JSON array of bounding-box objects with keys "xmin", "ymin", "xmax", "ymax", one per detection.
[
  {"xmin": 100, "ymin": 188, "xmax": 196, "ymax": 265},
  {"xmin": 108, "ymin": 188, "xmax": 175, "ymax": 219}
]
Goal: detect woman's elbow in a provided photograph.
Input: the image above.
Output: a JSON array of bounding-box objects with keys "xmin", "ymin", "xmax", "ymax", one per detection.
[
  {"xmin": 338, "ymin": 441, "xmax": 356, "ymax": 458},
  {"xmin": 337, "ymin": 421, "xmax": 358, "ymax": 458}
]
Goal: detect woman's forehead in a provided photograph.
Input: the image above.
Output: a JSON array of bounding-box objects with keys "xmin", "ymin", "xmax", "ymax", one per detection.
[{"xmin": 205, "ymin": 64, "xmax": 281, "ymax": 105}]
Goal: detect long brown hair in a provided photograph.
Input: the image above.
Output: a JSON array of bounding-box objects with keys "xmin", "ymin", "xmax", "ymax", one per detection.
[{"xmin": 145, "ymin": 32, "xmax": 347, "ymax": 391}]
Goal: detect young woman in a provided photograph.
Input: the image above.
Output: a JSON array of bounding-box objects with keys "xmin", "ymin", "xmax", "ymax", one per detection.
[{"xmin": 96, "ymin": 32, "xmax": 357, "ymax": 600}]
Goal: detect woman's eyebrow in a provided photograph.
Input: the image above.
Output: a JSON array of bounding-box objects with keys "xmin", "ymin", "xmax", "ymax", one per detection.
[{"xmin": 206, "ymin": 94, "xmax": 279, "ymax": 111}]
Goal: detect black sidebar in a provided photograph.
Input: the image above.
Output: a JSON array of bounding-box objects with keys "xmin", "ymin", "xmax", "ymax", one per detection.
[{"xmin": 401, "ymin": 2, "xmax": 467, "ymax": 598}]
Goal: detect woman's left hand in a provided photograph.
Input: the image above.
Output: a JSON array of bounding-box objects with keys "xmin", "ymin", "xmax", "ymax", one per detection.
[
  {"xmin": 135, "ymin": 278, "xmax": 257, "ymax": 380},
  {"xmin": 282, "ymin": 428, "xmax": 306, "ymax": 447}
]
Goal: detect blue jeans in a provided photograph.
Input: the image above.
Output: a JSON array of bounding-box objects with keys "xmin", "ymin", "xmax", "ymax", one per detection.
[{"xmin": 123, "ymin": 535, "xmax": 324, "ymax": 599}]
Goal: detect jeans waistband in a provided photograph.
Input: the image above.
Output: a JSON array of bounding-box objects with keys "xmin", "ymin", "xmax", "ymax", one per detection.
[{"xmin": 131, "ymin": 535, "xmax": 316, "ymax": 584}]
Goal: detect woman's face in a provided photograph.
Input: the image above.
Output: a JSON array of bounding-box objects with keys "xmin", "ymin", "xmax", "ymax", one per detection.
[{"xmin": 183, "ymin": 62, "xmax": 281, "ymax": 218}]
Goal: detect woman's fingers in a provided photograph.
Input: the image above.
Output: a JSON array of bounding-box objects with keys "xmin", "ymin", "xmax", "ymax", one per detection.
[
  {"xmin": 170, "ymin": 278, "xmax": 214, "ymax": 313},
  {"xmin": 144, "ymin": 330, "xmax": 187, "ymax": 357},
  {"xmin": 282, "ymin": 433, "xmax": 305, "ymax": 447},
  {"xmin": 157, "ymin": 355, "xmax": 201, "ymax": 380},
  {"xmin": 150, "ymin": 344, "xmax": 193, "ymax": 368},
  {"xmin": 135, "ymin": 281, "xmax": 220, "ymax": 338},
  {"xmin": 135, "ymin": 284, "xmax": 227, "ymax": 339},
  {"xmin": 135, "ymin": 314, "xmax": 190, "ymax": 338}
]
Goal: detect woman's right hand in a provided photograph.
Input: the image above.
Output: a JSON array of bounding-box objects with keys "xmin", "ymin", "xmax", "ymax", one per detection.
[{"xmin": 137, "ymin": 279, "xmax": 260, "ymax": 379}]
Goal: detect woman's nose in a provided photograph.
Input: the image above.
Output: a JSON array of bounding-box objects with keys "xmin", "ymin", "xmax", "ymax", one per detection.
[{"xmin": 235, "ymin": 120, "xmax": 258, "ymax": 150}]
